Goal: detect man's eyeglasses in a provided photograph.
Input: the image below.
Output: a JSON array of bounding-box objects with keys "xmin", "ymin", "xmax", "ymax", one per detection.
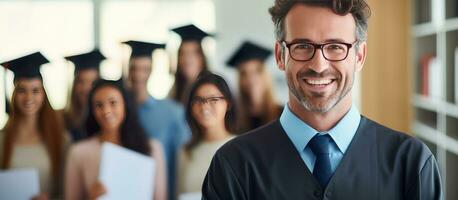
[
  {"xmin": 191, "ymin": 96, "xmax": 226, "ymax": 106},
  {"xmin": 282, "ymin": 40, "xmax": 358, "ymax": 62}
]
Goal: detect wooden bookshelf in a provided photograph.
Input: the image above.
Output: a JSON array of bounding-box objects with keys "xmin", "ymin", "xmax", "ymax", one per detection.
[{"xmin": 411, "ymin": 0, "xmax": 458, "ymax": 199}]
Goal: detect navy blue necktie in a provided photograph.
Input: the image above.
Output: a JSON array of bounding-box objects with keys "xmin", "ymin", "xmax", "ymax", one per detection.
[{"xmin": 309, "ymin": 134, "xmax": 332, "ymax": 188}]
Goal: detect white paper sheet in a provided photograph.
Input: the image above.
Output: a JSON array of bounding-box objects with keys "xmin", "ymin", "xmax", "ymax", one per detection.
[
  {"xmin": 0, "ymin": 168, "xmax": 40, "ymax": 200},
  {"xmin": 98, "ymin": 142, "xmax": 156, "ymax": 200},
  {"xmin": 179, "ymin": 192, "xmax": 202, "ymax": 200}
]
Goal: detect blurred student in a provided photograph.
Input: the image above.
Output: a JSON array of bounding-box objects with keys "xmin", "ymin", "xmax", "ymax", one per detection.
[
  {"xmin": 0, "ymin": 52, "xmax": 67, "ymax": 199},
  {"xmin": 123, "ymin": 40, "xmax": 190, "ymax": 199},
  {"xmin": 64, "ymin": 79, "xmax": 167, "ymax": 200},
  {"xmin": 63, "ymin": 49, "xmax": 105, "ymax": 142},
  {"xmin": 177, "ymin": 73, "xmax": 237, "ymax": 198},
  {"xmin": 169, "ymin": 24, "xmax": 212, "ymax": 105},
  {"xmin": 226, "ymin": 41, "xmax": 283, "ymax": 132}
]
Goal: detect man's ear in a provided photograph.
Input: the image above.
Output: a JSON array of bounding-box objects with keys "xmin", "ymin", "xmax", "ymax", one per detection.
[
  {"xmin": 355, "ymin": 41, "xmax": 367, "ymax": 71},
  {"xmin": 275, "ymin": 41, "xmax": 286, "ymax": 71}
]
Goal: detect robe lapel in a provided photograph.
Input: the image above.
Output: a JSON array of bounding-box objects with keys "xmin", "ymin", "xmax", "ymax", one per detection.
[
  {"xmin": 263, "ymin": 121, "xmax": 323, "ymax": 199},
  {"xmin": 324, "ymin": 117, "xmax": 378, "ymax": 199}
]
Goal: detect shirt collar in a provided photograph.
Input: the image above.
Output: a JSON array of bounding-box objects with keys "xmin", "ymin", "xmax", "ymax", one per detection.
[
  {"xmin": 326, "ymin": 104, "xmax": 361, "ymax": 153},
  {"xmin": 279, "ymin": 103, "xmax": 361, "ymax": 154}
]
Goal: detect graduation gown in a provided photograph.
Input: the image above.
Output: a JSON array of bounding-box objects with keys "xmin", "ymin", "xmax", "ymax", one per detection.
[{"xmin": 202, "ymin": 117, "xmax": 443, "ymax": 200}]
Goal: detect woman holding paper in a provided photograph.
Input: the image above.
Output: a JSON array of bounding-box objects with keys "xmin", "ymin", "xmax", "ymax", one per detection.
[
  {"xmin": 64, "ymin": 79, "xmax": 167, "ymax": 200},
  {"xmin": 0, "ymin": 52, "xmax": 67, "ymax": 199},
  {"xmin": 177, "ymin": 73, "xmax": 237, "ymax": 198}
]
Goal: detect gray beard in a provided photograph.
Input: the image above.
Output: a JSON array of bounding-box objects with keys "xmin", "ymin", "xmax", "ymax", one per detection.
[{"xmin": 288, "ymin": 73, "xmax": 355, "ymax": 113}]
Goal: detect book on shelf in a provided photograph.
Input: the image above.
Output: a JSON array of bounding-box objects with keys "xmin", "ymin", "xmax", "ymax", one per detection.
[
  {"xmin": 419, "ymin": 53, "xmax": 443, "ymax": 99},
  {"xmin": 419, "ymin": 53, "xmax": 433, "ymax": 96},
  {"xmin": 429, "ymin": 56, "xmax": 443, "ymax": 99}
]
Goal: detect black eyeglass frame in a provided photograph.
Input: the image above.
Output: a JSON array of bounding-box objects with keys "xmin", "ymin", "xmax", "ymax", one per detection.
[
  {"xmin": 281, "ymin": 40, "xmax": 358, "ymax": 62},
  {"xmin": 191, "ymin": 96, "xmax": 226, "ymax": 106}
]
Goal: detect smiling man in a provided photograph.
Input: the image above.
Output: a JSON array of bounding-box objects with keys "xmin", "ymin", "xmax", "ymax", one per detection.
[{"xmin": 202, "ymin": 0, "xmax": 443, "ymax": 199}]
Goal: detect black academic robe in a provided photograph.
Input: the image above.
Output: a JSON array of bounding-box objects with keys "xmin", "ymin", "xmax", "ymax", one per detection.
[{"xmin": 202, "ymin": 116, "xmax": 443, "ymax": 200}]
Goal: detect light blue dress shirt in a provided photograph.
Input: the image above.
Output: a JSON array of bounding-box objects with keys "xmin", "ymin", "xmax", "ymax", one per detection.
[
  {"xmin": 138, "ymin": 96, "xmax": 191, "ymax": 200},
  {"xmin": 279, "ymin": 104, "xmax": 361, "ymax": 174}
]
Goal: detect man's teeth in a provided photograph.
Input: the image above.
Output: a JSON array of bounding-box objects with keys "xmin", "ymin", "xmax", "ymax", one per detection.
[{"xmin": 305, "ymin": 79, "xmax": 332, "ymax": 85}]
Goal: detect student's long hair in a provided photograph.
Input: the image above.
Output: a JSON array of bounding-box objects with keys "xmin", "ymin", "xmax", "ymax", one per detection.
[
  {"xmin": 1, "ymin": 78, "xmax": 65, "ymax": 182},
  {"xmin": 238, "ymin": 63, "xmax": 281, "ymax": 132},
  {"xmin": 171, "ymin": 41, "xmax": 209, "ymax": 104},
  {"xmin": 85, "ymin": 79, "xmax": 151, "ymax": 156},
  {"xmin": 184, "ymin": 73, "xmax": 237, "ymax": 154},
  {"xmin": 64, "ymin": 69, "xmax": 100, "ymax": 135}
]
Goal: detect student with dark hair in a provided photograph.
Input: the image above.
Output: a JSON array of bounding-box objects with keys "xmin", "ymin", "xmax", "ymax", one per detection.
[
  {"xmin": 0, "ymin": 52, "xmax": 67, "ymax": 200},
  {"xmin": 169, "ymin": 24, "xmax": 212, "ymax": 105},
  {"xmin": 65, "ymin": 79, "xmax": 167, "ymax": 200},
  {"xmin": 177, "ymin": 73, "xmax": 237, "ymax": 198}
]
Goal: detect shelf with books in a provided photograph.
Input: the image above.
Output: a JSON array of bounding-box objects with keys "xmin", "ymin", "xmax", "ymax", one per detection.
[
  {"xmin": 414, "ymin": 35, "xmax": 437, "ymax": 96},
  {"xmin": 412, "ymin": 0, "xmax": 458, "ymax": 198}
]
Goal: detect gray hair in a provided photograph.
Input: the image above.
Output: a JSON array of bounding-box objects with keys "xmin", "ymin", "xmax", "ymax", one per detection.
[{"xmin": 269, "ymin": 0, "xmax": 371, "ymax": 48}]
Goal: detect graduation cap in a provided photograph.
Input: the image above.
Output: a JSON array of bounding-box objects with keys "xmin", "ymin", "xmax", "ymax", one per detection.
[
  {"xmin": 171, "ymin": 24, "xmax": 212, "ymax": 42},
  {"xmin": 226, "ymin": 41, "xmax": 272, "ymax": 67},
  {"xmin": 1, "ymin": 52, "xmax": 49, "ymax": 81},
  {"xmin": 1, "ymin": 52, "xmax": 48, "ymax": 115},
  {"xmin": 65, "ymin": 49, "xmax": 106, "ymax": 72},
  {"xmin": 122, "ymin": 40, "xmax": 165, "ymax": 58}
]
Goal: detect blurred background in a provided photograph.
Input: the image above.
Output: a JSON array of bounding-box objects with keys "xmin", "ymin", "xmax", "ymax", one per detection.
[{"xmin": 0, "ymin": 0, "xmax": 457, "ymax": 199}]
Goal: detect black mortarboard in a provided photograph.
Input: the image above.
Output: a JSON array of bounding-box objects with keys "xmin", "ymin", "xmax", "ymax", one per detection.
[
  {"xmin": 226, "ymin": 41, "xmax": 272, "ymax": 67},
  {"xmin": 65, "ymin": 49, "xmax": 106, "ymax": 72},
  {"xmin": 122, "ymin": 40, "xmax": 165, "ymax": 58},
  {"xmin": 171, "ymin": 24, "xmax": 212, "ymax": 42},
  {"xmin": 1, "ymin": 52, "xmax": 49, "ymax": 80}
]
